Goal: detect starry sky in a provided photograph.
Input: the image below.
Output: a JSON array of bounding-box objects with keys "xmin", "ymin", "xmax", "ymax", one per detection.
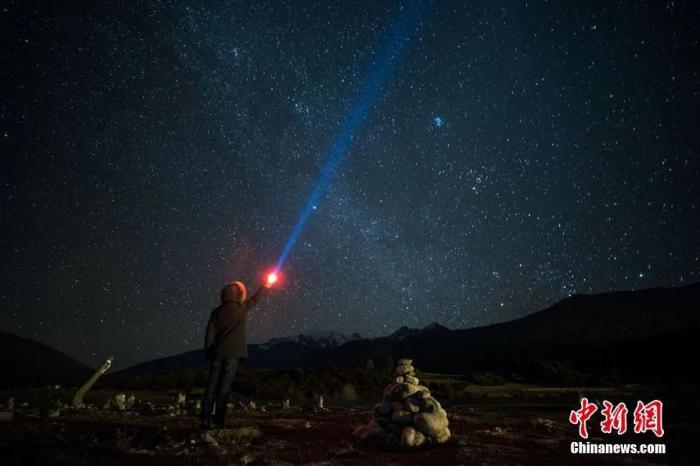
[{"xmin": 2, "ymin": 0, "xmax": 699, "ymax": 369}]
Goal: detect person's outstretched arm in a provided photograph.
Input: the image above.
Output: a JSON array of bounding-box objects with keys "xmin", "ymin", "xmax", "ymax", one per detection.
[{"xmin": 245, "ymin": 285, "xmax": 270, "ymax": 311}]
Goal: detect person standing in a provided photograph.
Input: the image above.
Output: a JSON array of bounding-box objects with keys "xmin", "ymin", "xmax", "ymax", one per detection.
[{"xmin": 200, "ymin": 276, "xmax": 275, "ymax": 429}]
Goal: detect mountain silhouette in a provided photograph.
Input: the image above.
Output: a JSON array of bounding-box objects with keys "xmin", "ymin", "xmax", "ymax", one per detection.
[
  {"xmin": 0, "ymin": 332, "xmax": 94, "ymax": 389},
  {"xmin": 115, "ymin": 282, "xmax": 700, "ymax": 384},
  {"xmin": 3, "ymin": 282, "xmax": 698, "ymax": 387}
]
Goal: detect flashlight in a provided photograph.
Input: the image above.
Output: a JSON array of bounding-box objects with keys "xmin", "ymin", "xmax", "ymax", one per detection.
[{"xmin": 266, "ymin": 271, "xmax": 279, "ymax": 288}]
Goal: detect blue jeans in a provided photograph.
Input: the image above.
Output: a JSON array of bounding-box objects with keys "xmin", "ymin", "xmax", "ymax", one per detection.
[{"xmin": 201, "ymin": 358, "xmax": 239, "ymax": 426}]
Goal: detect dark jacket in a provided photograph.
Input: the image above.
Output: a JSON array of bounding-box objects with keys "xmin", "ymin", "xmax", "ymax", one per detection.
[{"xmin": 204, "ymin": 284, "xmax": 267, "ymax": 360}]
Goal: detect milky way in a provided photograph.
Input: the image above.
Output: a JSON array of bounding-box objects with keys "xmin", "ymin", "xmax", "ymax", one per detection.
[{"xmin": 2, "ymin": 1, "xmax": 698, "ymax": 368}]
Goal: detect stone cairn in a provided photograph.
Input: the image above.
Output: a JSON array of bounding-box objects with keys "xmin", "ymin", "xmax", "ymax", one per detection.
[{"xmin": 354, "ymin": 359, "xmax": 450, "ymax": 449}]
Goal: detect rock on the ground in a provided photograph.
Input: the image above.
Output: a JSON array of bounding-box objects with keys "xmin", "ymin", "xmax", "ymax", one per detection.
[
  {"xmin": 391, "ymin": 409, "xmax": 413, "ymax": 425},
  {"xmin": 383, "ymin": 383, "xmax": 421, "ymax": 402},
  {"xmin": 400, "ymin": 426, "xmax": 426, "ymax": 448},
  {"xmin": 114, "ymin": 393, "xmax": 127, "ymax": 411},
  {"xmin": 433, "ymin": 426, "xmax": 451, "ymax": 444},
  {"xmin": 422, "ymin": 396, "xmax": 441, "ymax": 413},
  {"xmin": 394, "ymin": 364, "xmax": 415, "ymax": 377},
  {"xmin": 414, "ymin": 408, "xmax": 449, "ymax": 438},
  {"xmin": 391, "ymin": 401, "xmax": 404, "ymax": 411},
  {"xmin": 404, "ymin": 395, "xmax": 423, "ymax": 413},
  {"xmin": 405, "ymin": 375, "xmax": 419, "ymax": 385}
]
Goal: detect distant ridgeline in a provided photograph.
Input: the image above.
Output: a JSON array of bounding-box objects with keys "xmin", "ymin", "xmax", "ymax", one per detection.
[
  {"xmin": 2, "ymin": 282, "xmax": 699, "ymax": 389},
  {"xmin": 111, "ymin": 282, "xmax": 700, "ymax": 387},
  {"xmin": 0, "ymin": 332, "xmax": 93, "ymax": 389}
]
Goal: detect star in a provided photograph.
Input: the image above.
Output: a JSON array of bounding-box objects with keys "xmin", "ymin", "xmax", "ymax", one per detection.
[
  {"xmin": 1, "ymin": 0, "xmax": 696, "ymax": 368},
  {"xmin": 432, "ymin": 115, "xmax": 445, "ymax": 128}
]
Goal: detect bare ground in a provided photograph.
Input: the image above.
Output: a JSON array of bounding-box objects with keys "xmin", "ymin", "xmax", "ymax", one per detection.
[{"xmin": 1, "ymin": 396, "xmax": 694, "ymax": 465}]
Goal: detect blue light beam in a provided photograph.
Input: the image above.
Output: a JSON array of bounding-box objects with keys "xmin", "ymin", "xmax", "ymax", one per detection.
[{"xmin": 275, "ymin": 1, "xmax": 425, "ymax": 272}]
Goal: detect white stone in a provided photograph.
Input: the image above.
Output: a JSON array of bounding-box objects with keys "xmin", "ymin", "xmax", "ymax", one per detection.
[{"xmin": 114, "ymin": 393, "xmax": 127, "ymax": 411}]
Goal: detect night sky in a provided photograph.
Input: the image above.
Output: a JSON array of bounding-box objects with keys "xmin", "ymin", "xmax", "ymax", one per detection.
[{"xmin": 2, "ymin": 1, "xmax": 699, "ymax": 369}]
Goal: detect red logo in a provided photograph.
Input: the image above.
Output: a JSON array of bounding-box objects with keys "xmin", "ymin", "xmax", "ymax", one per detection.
[
  {"xmin": 569, "ymin": 399, "xmax": 664, "ymax": 438},
  {"xmin": 600, "ymin": 401, "xmax": 628, "ymax": 435},
  {"xmin": 569, "ymin": 397, "xmax": 598, "ymax": 439},
  {"xmin": 633, "ymin": 400, "xmax": 665, "ymax": 438}
]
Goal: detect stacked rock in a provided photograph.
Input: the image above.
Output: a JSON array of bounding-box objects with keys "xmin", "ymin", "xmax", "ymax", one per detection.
[
  {"xmin": 114, "ymin": 393, "xmax": 127, "ymax": 411},
  {"xmin": 354, "ymin": 359, "xmax": 450, "ymax": 449}
]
